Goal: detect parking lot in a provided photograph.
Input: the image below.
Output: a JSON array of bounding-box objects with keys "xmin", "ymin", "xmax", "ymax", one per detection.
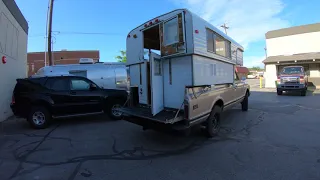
[{"xmin": 1, "ymin": 86, "xmax": 320, "ymax": 180}]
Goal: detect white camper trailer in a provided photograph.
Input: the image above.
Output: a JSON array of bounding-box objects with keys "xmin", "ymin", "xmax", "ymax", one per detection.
[
  {"xmin": 120, "ymin": 9, "xmax": 250, "ymax": 137},
  {"xmin": 32, "ymin": 60, "xmax": 128, "ymax": 90}
]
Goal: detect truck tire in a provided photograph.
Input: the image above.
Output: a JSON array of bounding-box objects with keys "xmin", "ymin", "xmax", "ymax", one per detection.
[
  {"xmin": 277, "ymin": 89, "xmax": 282, "ymax": 95},
  {"xmin": 241, "ymin": 92, "xmax": 249, "ymax": 111},
  {"xmin": 301, "ymin": 89, "xmax": 307, "ymax": 96},
  {"xmin": 107, "ymin": 99, "xmax": 124, "ymax": 120},
  {"xmin": 27, "ymin": 106, "xmax": 51, "ymax": 129},
  {"xmin": 205, "ymin": 106, "xmax": 221, "ymax": 138}
]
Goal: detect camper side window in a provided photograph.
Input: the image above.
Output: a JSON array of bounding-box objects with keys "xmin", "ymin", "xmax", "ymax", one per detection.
[{"xmin": 163, "ymin": 17, "xmax": 179, "ymax": 46}]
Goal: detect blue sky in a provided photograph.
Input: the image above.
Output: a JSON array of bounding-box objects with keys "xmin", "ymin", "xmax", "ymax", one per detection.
[{"xmin": 16, "ymin": 0, "xmax": 320, "ymax": 67}]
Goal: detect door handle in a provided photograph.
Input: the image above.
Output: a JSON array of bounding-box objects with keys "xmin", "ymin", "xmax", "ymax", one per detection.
[{"xmin": 70, "ymin": 91, "xmax": 76, "ymax": 95}]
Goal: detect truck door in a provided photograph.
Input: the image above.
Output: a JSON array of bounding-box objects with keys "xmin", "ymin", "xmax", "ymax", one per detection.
[{"xmin": 150, "ymin": 53, "xmax": 164, "ymax": 116}]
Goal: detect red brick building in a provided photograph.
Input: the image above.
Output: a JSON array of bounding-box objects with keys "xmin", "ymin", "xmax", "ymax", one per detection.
[{"xmin": 27, "ymin": 50, "xmax": 99, "ymax": 76}]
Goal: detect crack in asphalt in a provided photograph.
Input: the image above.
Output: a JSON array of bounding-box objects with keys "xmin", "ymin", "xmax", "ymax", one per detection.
[{"xmin": 2, "ymin": 110, "xmax": 268, "ymax": 180}]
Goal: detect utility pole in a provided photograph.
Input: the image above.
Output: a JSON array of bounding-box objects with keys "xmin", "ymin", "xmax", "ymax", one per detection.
[
  {"xmin": 221, "ymin": 23, "xmax": 229, "ymax": 35},
  {"xmin": 47, "ymin": 0, "xmax": 54, "ymax": 66}
]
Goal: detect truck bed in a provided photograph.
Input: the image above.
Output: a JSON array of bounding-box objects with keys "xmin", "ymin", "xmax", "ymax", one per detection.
[{"xmin": 119, "ymin": 107, "xmax": 184, "ymax": 124}]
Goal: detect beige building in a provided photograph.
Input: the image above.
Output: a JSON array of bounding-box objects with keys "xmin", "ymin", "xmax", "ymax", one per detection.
[
  {"xmin": 0, "ymin": 0, "xmax": 28, "ymax": 122},
  {"xmin": 263, "ymin": 23, "xmax": 320, "ymax": 88}
]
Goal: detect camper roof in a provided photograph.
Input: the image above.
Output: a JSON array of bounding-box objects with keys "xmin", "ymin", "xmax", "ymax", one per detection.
[{"xmin": 127, "ymin": 8, "xmax": 243, "ymax": 50}]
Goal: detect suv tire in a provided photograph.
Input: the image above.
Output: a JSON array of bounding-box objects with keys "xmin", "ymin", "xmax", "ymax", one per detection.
[
  {"xmin": 277, "ymin": 89, "xmax": 282, "ymax": 95},
  {"xmin": 107, "ymin": 99, "xmax": 124, "ymax": 120},
  {"xmin": 205, "ymin": 106, "xmax": 221, "ymax": 138},
  {"xmin": 27, "ymin": 106, "xmax": 51, "ymax": 129},
  {"xmin": 301, "ymin": 89, "xmax": 307, "ymax": 96},
  {"xmin": 241, "ymin": 92, "xmax": 249, "ymax": 111}
]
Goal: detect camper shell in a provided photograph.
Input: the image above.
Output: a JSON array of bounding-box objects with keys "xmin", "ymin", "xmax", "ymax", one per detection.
[
  {"xmin": 32, "ymin": 60, "xmax": 128, "ymax": 90},
  {"xmin": 119, "ymin": 9, "xmax": 249, "ymax": 136}
]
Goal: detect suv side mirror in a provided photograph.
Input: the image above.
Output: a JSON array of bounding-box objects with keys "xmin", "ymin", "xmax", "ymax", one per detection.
[{"xmin": 89, "ymin": 83, "xmax": 97, "ymax": 90}]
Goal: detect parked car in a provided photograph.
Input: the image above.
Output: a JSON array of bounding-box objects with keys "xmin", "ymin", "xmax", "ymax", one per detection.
[
  {"xmin": 10, "ymin": 75, "xmax": 128, "ymax": 129},
  {"xmin": 276, "ymin": 66, "xmax": 308, "ymax": 96},
  {"xmin": 247, "ymin": 74, "xmax": 257, "ymax": 79}
]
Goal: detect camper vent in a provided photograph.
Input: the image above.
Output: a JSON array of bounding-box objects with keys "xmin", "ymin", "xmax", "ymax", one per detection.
[{"xmin": 79, "ymin": 58, "xmax": 94, "ymax": 64}]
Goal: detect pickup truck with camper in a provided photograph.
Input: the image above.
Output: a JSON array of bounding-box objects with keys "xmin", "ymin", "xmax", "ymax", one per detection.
[
  {"xmin": 118, "ymin": 9, "xmax": 250, "ymax": 137},
  {"xmin": 276, "ymin": 65, "xmax": 308, "ymax": 96},
  {"xmin": 10, "ymin": 75, "xmax": 128, "ymax": 129},
  {"xmin": 32, "ymin": 58, "xmax": 129, "ymax": 91}
]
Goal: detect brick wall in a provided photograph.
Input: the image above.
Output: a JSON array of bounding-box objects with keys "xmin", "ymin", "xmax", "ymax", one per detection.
[{"xmin": 27, "ymin": 50, "xmax": 99, "ymax": 76}]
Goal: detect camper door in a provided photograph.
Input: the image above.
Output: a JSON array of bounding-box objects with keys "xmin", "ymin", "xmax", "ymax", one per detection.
[
  {"xmin": 160, "ymin": 12, "xmax": 186, "ymax": 57},
  {"xmin": 150, "ymin": 53, "xmax": 164, "ymax": 116}
]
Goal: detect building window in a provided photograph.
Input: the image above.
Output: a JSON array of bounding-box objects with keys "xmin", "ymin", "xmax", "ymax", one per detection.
[{"xmin": 206, "ymin": 28, "xmax": 231, "ymax": 59}]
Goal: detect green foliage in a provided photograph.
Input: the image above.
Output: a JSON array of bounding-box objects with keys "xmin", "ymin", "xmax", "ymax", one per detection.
[
  {"xmin": 249, "ymin": 66, "xmax": 263, "ymax": 71},
  {"xmin": 115, "ymin": 50, "xmax": 126, "ymax": 63}
]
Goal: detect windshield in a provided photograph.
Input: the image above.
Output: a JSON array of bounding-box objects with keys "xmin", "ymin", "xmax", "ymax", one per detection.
[{"xmin": 281, "ymin": 67, "xmax": 303, "ymax": 74}]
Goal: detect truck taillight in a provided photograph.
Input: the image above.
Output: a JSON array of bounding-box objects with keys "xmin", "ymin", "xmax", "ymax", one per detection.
[{"xmin": 184, "ymin": 101, "xmax": 189, "ymax": 120}]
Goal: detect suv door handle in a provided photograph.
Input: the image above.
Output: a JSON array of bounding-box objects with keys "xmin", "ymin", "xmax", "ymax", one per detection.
[{"xmin": 70, "ymin": 91, "xmax": 76, "ymax": 95}]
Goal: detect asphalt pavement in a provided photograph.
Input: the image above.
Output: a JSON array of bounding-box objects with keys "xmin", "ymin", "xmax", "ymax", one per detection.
[{"xmin": 1, "ymin": 88, "xmax": 320, "ymax": 180}]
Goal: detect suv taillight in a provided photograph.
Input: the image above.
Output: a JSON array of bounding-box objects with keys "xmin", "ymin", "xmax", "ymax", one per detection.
[{"xmin": 11, "ymin": 95, "xmax": 15, "ymax": 104}]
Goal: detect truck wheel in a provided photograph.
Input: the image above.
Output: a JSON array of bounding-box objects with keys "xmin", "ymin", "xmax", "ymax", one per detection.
[
  {"xmin": 107, "ymin": 100, "xmax": 124, "ymax": 120},
  {"xmin": 277, "ymin": 89, "xmax": 282, "ymax": 95},
  {"xmin": 301, "ymin": 89, "xmax": 307, "ymax": 96},
  {"xmin": 241, "ymin": 92, "xmax": 249, "ymax": 111},
  {"xmin": 27, "ymin": 106, "xmax": 51, "ymax": 129},
  {"xmin": 205, "ymin": 106, "xmax": 221, "ymax": 138}
]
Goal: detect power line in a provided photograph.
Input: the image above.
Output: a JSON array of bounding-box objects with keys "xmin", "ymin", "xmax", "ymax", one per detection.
[{"xmin": 29, "ymin": 31, "xmax": 124, "ymax": 37}]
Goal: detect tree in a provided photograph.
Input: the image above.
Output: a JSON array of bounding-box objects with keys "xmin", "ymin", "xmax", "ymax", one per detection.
[
  {"xmin": 115, "ymin": 50, "xmax": 126, "ymax": 63},
  {"xmin": 249, "ymin": 66, "xmax": 263, "ymax": 71}
]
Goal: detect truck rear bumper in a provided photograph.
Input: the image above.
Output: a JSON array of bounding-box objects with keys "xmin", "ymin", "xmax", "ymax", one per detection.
[{"xmin": 119, "ymin": 107, "xmax": 210, "ymax": 131}]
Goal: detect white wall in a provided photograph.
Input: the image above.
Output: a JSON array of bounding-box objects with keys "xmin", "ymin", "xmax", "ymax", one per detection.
[
  {"xmin": 267, "ymin": 32, "xmax": 320, "ymax": 56},
  {"xmin": 0, "ymin": 1, "xmax": 28, "ymax": 122},
  {"xmin": 309, "ymin": 64, "xmax": 320, "ymax": 77},
  {"xmin": 265, "ymin": 64, "xmax": 277, "ymax": 88}
]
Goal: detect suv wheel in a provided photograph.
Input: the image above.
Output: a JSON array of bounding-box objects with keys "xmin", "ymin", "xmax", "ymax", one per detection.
[
  {"xmin": 107, "ymin": 100, "xmax": 124, "ymax": 120},
  {"xmin": 205, "ymin": 106, "xmax": 221, "ymax": 138},
  {"xmin": 241, "ymin": 92, "xmax": 249, "ymax": 111},
  {"xmin": 277, "ymin": 89, "xmax": 282, "ymax": 95},
  {"xmin": 28, "ymin": 106, "xmax": 51, "ymax": 129}
]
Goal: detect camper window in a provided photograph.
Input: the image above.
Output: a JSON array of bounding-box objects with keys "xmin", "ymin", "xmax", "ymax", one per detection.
[
  {"xmin": 206, "ymin": 28, "xmax": 232, "ymax": 59},
  {"xmin": 154, "ymin": 58, "xmax": 162, "ymax": 76},
  {"xmin": 163, "ymin": 17, "xmax": 179, "ymax": 46}
]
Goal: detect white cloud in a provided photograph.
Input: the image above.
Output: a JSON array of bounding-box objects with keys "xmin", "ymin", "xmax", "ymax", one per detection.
[
  {"xmin": 171, "ymin": 0, "xmax": 290, "ymax": 50},
  {"xmin": 243, "ymin": 56, "xmax": 265, "ymax": 68}
]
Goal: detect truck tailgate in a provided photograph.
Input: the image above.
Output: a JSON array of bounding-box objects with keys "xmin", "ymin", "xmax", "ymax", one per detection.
[{"xmin": 119, "ymin": 107, "xmax": 184, "ymax": 124}]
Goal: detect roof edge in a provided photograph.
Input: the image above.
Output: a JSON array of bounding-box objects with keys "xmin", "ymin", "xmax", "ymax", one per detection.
[{"xmin": 266, "ymin": 23, "xmax": 320, "ymax": 39}]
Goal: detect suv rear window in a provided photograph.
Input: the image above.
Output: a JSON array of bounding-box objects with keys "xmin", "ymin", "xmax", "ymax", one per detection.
[
  {"xmin": 14, "ymin": 78, "xmax": 46, "ymax": 93},
  {"xmin": 45, "ymin": 78, "xmax": 70, "ymax": 91}
]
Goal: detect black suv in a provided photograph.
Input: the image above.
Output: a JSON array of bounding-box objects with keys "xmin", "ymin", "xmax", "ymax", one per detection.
[{"xmin": 10, "ymin": 75, "xmax": 128, "ymax": 129}]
